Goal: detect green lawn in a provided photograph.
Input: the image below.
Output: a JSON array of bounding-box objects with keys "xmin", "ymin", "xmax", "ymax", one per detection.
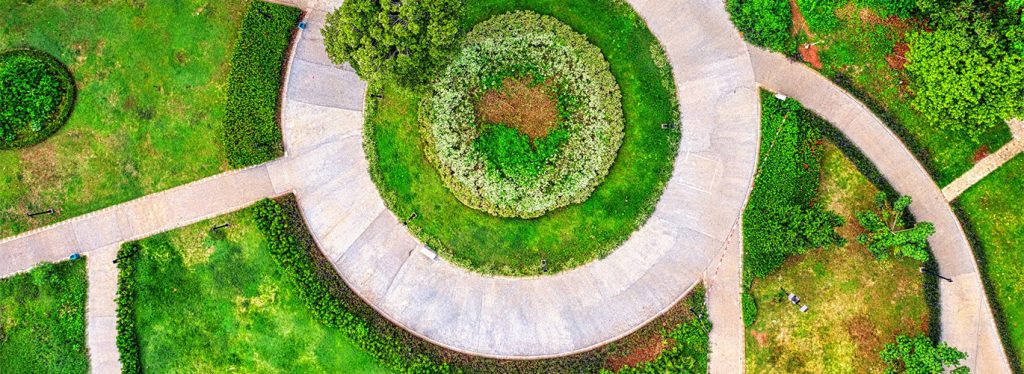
[
  {"xmin": 366, "ymin": 0, "xmax": 681, "ymax": 275},
  {"xmin": 957, "ymin": 154, "xmax": 1024, "ymax": 367},
  {"xmin": 0, "ymin": 0, "xmax": 248, "ymax": 236},
  {"xmin": 125, "ymin": 207, "xmax": 388, "ymax": 372},
  {"xmin": 746, "ymin": 142, "xmax": 931, "ymax": 372},
  {"xmin": 0, "ymin": 259, "xmax": 88, "ymax": 373}
]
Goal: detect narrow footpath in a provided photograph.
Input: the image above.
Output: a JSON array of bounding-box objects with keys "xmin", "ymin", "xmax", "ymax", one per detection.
[
  {"xmin": 747, "ymin": 44, "xmax": 1012, "ymax": 373},
  {"xmin": 942, "ymin": 119, "xmax": 1024, "ymax": 201}
]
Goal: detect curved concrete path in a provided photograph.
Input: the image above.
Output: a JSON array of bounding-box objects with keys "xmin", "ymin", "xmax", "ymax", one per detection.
[
  {"xmin": 278, "ymin": 0, "xmax": 760, "ymax": 359},
  {"xmin": 748, "ymin": 45, "xmax": 1012, "ymax": 373}
]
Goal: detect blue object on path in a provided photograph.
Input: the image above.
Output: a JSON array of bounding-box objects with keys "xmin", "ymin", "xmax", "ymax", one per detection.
[
  {"xmin": 298, "ymin": 21, "xmax": 306, "ymax": 30},
  {"xmin": 70, "ymin": 253, "xmax": 81, "ymax": 260}
]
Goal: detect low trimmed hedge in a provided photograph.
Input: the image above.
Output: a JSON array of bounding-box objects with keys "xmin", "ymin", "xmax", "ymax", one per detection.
[
  {"xmin": 114, "ymin": 242, "xmax": 142, "ymax": 374},
  {"xmin": 0, "ymin": 48, "xmax": 76, "ymax": 149},
  {"xmin": 223, "ymin": 1, "xmax": 301, "ymax": 168}
]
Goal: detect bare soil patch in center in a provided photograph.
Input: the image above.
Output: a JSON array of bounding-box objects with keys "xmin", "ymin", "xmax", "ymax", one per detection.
[{"xmin": 476, "ymin": 76, "xmax": 559, "ymax": 139}]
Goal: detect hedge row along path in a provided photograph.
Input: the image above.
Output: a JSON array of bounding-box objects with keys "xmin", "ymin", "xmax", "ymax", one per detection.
[
  {"xmin": 942, "ymin": 119, "xmax": 1024, "ymax": 201},
  {"xmin": 747, "ymin": 45, "xmax": 1013, "ymax": 373},
  {"xmin": 0, "ymin": 0, "xmax": 759, "ymax": 368}
]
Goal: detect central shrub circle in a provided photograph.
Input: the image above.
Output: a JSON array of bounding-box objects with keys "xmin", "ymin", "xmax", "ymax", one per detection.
[
  {"xmin": 0, "ymin": 48, "xmax": 76, "ymax": 149},
  {"xmin": 420, "ymin": 11, "xmax": 624, "ymax": 218}
]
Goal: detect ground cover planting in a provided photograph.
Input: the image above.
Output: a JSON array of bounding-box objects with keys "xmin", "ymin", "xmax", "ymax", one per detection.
[
  {"xmin": 0, "ymin": 0, "xmax": 251, "ymax": 237},
  {"xmin": 223, "ymin": 1, "xmax": 301, "ymax": 168},
  {"xmin": 0, "ymin": 258, "xmax": 88, "ymax": 373},
  {"xmin": 0, "ymin": 48, "xmax": 76, "ymax": 149},
  {"xmin": 114, "ymin": 203, "xmax": 387, "ymax": 373},
  {"xmin": 957, "ymin": 154, "xmax": 1024, "ymax": 368},
  {"xmin": 745, "ymin": 140, "xmax": 931, "ymax": 372},
  {"xmin": 421, "ymin": 11, "xmax": 624, "ymax": 218},
  {"xmin": 360, "ymin": 0, "xmax": 681, "ymax": 275},
  {"xmin": 726, "ymin": 0, "xmax": 1019, "ymax": 185}
]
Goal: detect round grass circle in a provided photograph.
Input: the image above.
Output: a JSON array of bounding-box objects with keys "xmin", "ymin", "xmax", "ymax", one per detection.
[
  {"xmin": 365, "ymin": 1, "xmax": 681, "ymax": 276},
  {"xmin": 421, "ymin": 11, "xmax": 624, "ymax": 219},
  {"xmin": 0, "ymin": 48, "xmax": 76, "ymax": 149}
]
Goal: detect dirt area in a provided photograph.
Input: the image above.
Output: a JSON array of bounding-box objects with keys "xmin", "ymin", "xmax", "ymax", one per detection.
[
  {"xmin": 885, "ymin": 42, "xmax": 910, "ymax": 70},
  {"xmin": 789, "ymin": 0, "xmax": 823, "ymax": 69},
  {"xmin": 476, "ymin": 76, "xmax": 559, "ymax": 139},
  {"xmin": 846, "ymin": 315, "xmax": 884, "ymax": 366},
  {"xmin": 605, "ymin": 335, "xmax": 667, "ymax": 370},
  {"xmin": 974, "ymin": 145, "xmax": 991, "ymax": 162}
]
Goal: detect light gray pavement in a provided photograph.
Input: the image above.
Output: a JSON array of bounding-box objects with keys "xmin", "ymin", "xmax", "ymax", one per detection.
[
  {"xmin": 278, "ymin": 0, "xmax": 761, "ymax": 360},
  {"xmin": 706, "ymin": 227, "xmax": 745, "ymax": 374},
  {"xmin": 85, "ymin": 245, "xmax": 121, "ymax": 374},
  {"xmin": 942, "ymin": 119, "xmax": 1024, "ymax": 200},
  {"xmin": 747, "ymin": 45, "xmax": 1012, "ymax": 373}
]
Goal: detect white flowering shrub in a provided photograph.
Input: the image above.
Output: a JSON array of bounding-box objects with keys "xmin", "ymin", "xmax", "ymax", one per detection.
[{"xmin": 421, "ymin": 11, "xmax": 624, "ymax": 218}]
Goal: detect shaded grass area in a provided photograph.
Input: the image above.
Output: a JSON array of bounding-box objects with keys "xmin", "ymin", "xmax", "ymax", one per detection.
[
  {"xmin": 956, "ymin": 154, "xmax": 1024, "ymax": 369},
  {"xmin": 0, "ymin": 0, "xmax": 248, "ymax": 236},
  {"xmin": 746, "ymin": 142, "xmax": 931, "ymax": 372},
  {"xmin": 366, "ymin": 0, "xmax": 681, "ymax": 275},
  {"xmin": 124, "ymin": 207, "xmax": 387, "ymax": 372},
  {"xmin": 0, "ymin": 258, "xmax": 88, "ymax": 373}
]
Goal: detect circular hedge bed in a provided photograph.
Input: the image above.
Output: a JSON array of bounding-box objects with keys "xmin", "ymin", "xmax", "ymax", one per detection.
[
  {"xmin": 0, "ymin": 48, "xmax": 76, "ymax": 149},
  {"xmin": 421, "ymin": 11, "xmax": 624, "ymax": 218},
  {"xmin": 365, "ymin": 1, "xmax": 681, "ymax": 275}
]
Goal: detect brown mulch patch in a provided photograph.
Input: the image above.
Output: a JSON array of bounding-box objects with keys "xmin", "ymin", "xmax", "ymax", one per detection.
[
  {"xmin": 750, "ymin": 330, "xmax": 769, "ymax": 347},
  {"xmin": 885, "ymin": 42, "xmax": 910, "ymax": 70},
  {"xmin": 974, "ymin": 145, "xmax": 990, "ymax": 162},
  {"xmin": 847, "ymin": 315, "xmax": 884, "ymax": 364},
  {"xmin": 789, "ymin": 0, "xmax": 814, "ymax": 38},
  {"xmin": 605, "ymin": 335, "xmax": 668, "ymax": 371},
  {"xmin": 476, "ymin": 76, "xmax": 559, "ymax": 139},
  {"xmin": 800, "ymin": 43, "xmax": 824, "ymax": 69}
]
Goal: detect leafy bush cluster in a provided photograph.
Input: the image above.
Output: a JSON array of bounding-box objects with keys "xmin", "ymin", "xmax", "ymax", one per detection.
[
  {"xmin": 726, "ymin": 0, "xmax": 796, "ymax": 54},
  {"xmin": 250, "ymin": 198, "xmax": 456, "ymax": 373},
  {"xmin": 0, "ymin": 48, "xmax": 75, "ymax": 149},
  {"xmin": 856, "ymin": 192, "xmax": 935, "ymax": 262},
  {"xmin": 115, "ymin": 242, "xmax": 143, "ymax": 374},
  {"xmin": 742, "ymin": 292, "xmax": 758, "ymax": 327},
  {"xmin": 0, "ymin": 259, "xmax": 88, "ymax": 373},
  {"xmin": 222, "ymin": 1, "xmax": 301, "ymax": 168},
  {"xmin": 323, "ymin": 0, "xmax": 461, "ymax": 86},
  {"xmin": 608, "ymin": 286, "xmax": 711, "ymax": 374},
  {"xmin": 421, "ymin": 11, "xmax": 624, "ymax": 218},
  {"xmin": 743, "ymin": 91, "xmax": 846, "ymax": 281},
  {"xmin": 880, "ymin": 335, "xmax": 968, "ymax": 373},
  {"xmin": 474, "ymin": 122, "xmax": 569, "ymax": 179}
]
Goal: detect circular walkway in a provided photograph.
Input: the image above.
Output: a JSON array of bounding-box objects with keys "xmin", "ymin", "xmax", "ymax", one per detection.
[{"xmin": 273, "ymin": 0, "xmax": 760, "ymax": 358}]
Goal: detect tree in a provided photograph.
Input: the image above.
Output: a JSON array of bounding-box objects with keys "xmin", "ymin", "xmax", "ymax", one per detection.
[
  {"xmin": 880, "ymin": 335, "xmax": 968, "ymax": 374},
  {"xmin": 905, "ymin": 1, "xmax": 1024, "ymax": 140},
  {"xmin": 321, "ymin": 0, "xmax": 461, "ymax": 85},
  {"xmin": 856, "ymin": 192, "xmax": 934, "ymax": 262}
]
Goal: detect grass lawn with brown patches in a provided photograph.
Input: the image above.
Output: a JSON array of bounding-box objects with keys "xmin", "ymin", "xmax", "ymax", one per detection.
[
  {"xmin": 745, "ymin": 142, "xmax": 931, "ymax": 373},
  {"xmin": 129, "ymin": 207, "xmax": 388, "ymax": 372},
  {"xmin": 0, "ymin": 0, "xmax": 247, "ymax": 236}
]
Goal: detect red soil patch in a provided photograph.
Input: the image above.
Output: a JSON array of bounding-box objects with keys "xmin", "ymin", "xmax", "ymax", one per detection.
[
  {"xmin": 974, "ymin": 145, "xmax": 990, "ymax": 162},
  {"xmin": 476, "ymin": 76, "xmax": 558, "ymax": 140},
  {"xmin": 789, "ymin": 0, "xmax": 823, "ymax": 69},
  {"xmin": 800, "ymin": 44, "xmax": 824, "ymax": 69},
  {"xmin": 606, "ymin": 335, "xmax": 668, "ymax": 370},
  {"xmin": 750, "ymin": 330, "xmax": 769, "ymax": 347},
  {"xmin": 885, "ymin": 42, "xmax": 910, "ymax": 70}
]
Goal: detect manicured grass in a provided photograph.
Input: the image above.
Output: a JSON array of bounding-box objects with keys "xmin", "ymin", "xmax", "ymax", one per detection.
[
  {"xmin": 0, "ymin": 1, "xmax": 248, "ymax": 236},
  {"xmin": 0, "ymin": 259, "xmax": 88, "ymax": 373},
  {"xmin": 367, "ymin": 0, "xmax": 681, "ymax": 275},
  {"xmin": 745, "ymin": 142, "xmax": 931, "ymax": 372},
  {"xmin": 223, "ymin": 1, "xmax": 300, "ymax": 168},
  {"xmin": 123, "ymin": 207, "xmax": 388, "ymax": 372},
  {"xmin": 957, "ymin": 154, "xmax": 1024, "ymax": 367}
]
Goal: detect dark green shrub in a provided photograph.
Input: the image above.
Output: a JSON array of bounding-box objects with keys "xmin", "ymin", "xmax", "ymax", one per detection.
[
  {"xmin": 742, "ymin": 91, "xmax": 845, "ymax": 280},
  {"xmin": 0, "ymin": 48, "xmax": 76, "ymax": 149},
  {"xmin": 223, "ymin": 1, "xmax": 301, "ymax": 168},
  {"xmin": 856, "ymin": 192, "xmax": 934, "ymax": 262},
  {"xmin": 742, "ymin": 292, "xmax": 757, "ymax": 327},
  {"xmin": 726, "ymin": 0, "xmax": 797, "ymax": 54},
  {"xmin": 879, "ymin": 335, "xmax": 968, "ymax": 373},
  {"xmin": 115, "ymin": 242, "xmax": 142, "ymax": 374}
]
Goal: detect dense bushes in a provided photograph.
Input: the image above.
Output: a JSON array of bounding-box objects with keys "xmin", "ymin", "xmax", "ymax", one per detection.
[
  {"xmin": 115, "ymin": 242, "xmax": 142, "ymax": 374},
  {"xmin": 322, "ymin": 0, "xmax": 461, "ymax": 85},
  {"xmin": 223, "ymin": 1, "xmax": 301, "ymax": 168},
  {"xmin": 726, "ymin": 0, "xmax": 796, "ymax": 54},
  {"xmin": 0, "ymin": 48, "xmax": 75, "ymax": 149},
  {"xmin": 421, "ymin": 11, "xmax": 624, "ymax": 218},
  {"xmin": 609, "ymin": 286, "xmax": 711, "ymax": 374},
  {"xmin": 880, "ymin": 335, "xmax": 968, "ymax": 373},
  {"xmin": 742, "ymin": 91, "xmax": 845, "ymax": 281}
]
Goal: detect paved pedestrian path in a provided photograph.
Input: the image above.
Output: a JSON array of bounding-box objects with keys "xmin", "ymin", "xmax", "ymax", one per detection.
[
  {"xmin": 85, "ymin": 245, "xmax": 121, "ymax": 374},
  {"xmin": 747, "ymin": 44, "xmax": 1012, "ymax": 373},
  {"xmin": 706, "ymin": 227, "xmax": 745, "ymax": 374},
  {"xmin": 942, "ymin": 119, "xmax": 1024, "ymax": 200}
]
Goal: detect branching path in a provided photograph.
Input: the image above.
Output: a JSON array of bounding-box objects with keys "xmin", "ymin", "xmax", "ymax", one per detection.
[{"xmin": 748, "ymin": 45, "xmax": 1012, "ymax": 373}]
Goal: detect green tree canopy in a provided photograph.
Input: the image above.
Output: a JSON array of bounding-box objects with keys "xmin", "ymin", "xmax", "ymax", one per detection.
[
  {"xmin": 880, "ymin": 335, "xmax": 968, "ymax": 374},
  {"xmin": 322, "ymin": 0, "xmax": 461, "ymax": 85},
  {"xmin": 856, "ymin": 192, "xmax": 934, "ymax": 262}
]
